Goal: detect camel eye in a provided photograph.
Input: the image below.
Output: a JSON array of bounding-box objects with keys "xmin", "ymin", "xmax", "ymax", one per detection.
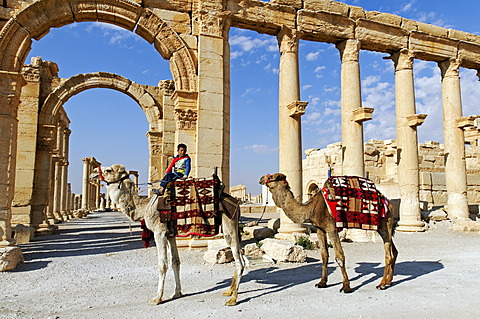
[{"xmin": 105, "ymin": 169, "xmax": 112, "ymax": 172}]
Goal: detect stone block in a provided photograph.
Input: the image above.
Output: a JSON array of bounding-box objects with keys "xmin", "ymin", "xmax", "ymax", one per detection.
[
  {"xmin": 432, "ymin": 191, "xmax": 448, "ymax": 205},
  {"xmin": 297, "ymin": 9, "xmax": 354, "ymax": 43},
  {"xmin": 409, "ymin": 31, "xmax": 458, "ymax": 62},
  {"xmin": 267, "ymin": 218, "xmax": 280, "ymax": 232},
  {"xmin": 152, "ymin": 8, "xmax": 191, "ymax": 34},
  {"xmin": 260, "ymin": 238, "xmax": 306, "ymax": 262},
  {"xmin": 356, "ymin": 19, "xmax": 408, "ymax": 52},
  {"xmin": 303, "ymin": 0, "xmax": 350, "ymax": 16},
  {"xmin": 417, "ymin": 22, "xmax": 448, "ymax": 38},
  {"xmin": 203, "ymin": 246, "xmax": 233, "ymax": 264},
  {"xmin": 419, "ymin": 190, "xmax": 433, "ymax": 204},
  {"xmin": 452, "ymin": 220, "xmax": 480, "ymax": 232},
  {"xmin": 348, "ymin": 5, "xmax": 365, "ymax": 20},
  {"xmin": 243, "ymin": 226, "xmax": 275, "ymax": 240},
  {"xmin": 244, "ymin": 243, "xmax": 264, "ymax": 258},
  {"xmin": 423, "ymin": 208, "xmax": 447, "ymax": 222},
  {"xmin": 401, "ymin": 18, "xmax": 418, "ymax": 32},
  {"xmin": 270, "ymin": 0, "xmax": 302, "ymax": 9},
  {"xmin": 459, "ymin": 42, "xmax": 480, "ymax": 69},
  {"xmin": 12, "ymin": 224, "xmax": 34, "ymax": 244},
  {"xmin": 365, "ymin": 11, "xmax": 402, "ymax": 27},
  {"xmin": 431, "ymin": 173, "xmax": 446, "ymax": 190},
  {"xmin": 467, "ymin": 174, "xmax": 480, "ymax": 186},
  {"xmin": 419, "ymin": 172, "xmax": 432, "ymax": 187},
  {"xmin": 0, "ymin": 246, "xmax": 24, "ymax": 271}
]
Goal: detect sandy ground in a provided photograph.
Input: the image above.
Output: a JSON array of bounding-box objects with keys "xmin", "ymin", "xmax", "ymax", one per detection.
[{"xmin": 1, "ymin": 211, "xmax": 479, "ymax": 319}]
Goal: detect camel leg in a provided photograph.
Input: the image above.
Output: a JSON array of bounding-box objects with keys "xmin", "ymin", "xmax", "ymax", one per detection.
[
  {"xmin": 315, "ymin": 228, "xmax": 329, "ymax": 288},
  {"xmin": 376, "ymin": 210, "xmax": 398, "ymax": 290},
  {"xmin": 222, "ymin": 214, "xmax": 244, "ymax": 306},
  {"xmin": 327, "ymin": 230, "xmax": 352, "ymax": 293},
  {"xmin": 167, "ymin": 236, "xmax": 182, "ymax": 299},
  {"xmin": 149, "ymin": 231, "xmax": 169, "ymax": 305}
]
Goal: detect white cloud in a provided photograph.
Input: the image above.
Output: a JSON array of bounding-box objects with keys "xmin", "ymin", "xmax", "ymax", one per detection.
[
  {"xmin": 231, "ymin": 51, "xmax": 243, "ymax": 59},
  {"xmin": 314, "ymin": 66, "xmax": 326, "ymax": 73},
  {"xmin": 230, "ymin": 35, "xmax": 277, "ymax": 52},
  {"xmin": 306, "ymin": 51, "xmax": 321, "ymax": 61},
  {"xmin": 241, "ymin": 88, "xmax": 261, "ymax": 97},
  {"xmin": 401, "ymin": 0, "xmax": 415, "ymax": 12},
  {"xmin": 244, "ymin": 144, "xmax": 278, "ymax": 154},
  {"xmin": 303, "ymin": 84, "xmax": 313, "ymax": 91}
]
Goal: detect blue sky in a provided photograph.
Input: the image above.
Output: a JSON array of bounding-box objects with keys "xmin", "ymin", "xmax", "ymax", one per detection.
[{"xmin": 25, "ymin": 0, "xmax": 480, "ymax": 195}]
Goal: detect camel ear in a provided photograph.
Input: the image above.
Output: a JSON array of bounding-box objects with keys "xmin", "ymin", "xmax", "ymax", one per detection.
[{"xmin": 273, "ymin": 173, "xmax": 287, "ymax": 182}]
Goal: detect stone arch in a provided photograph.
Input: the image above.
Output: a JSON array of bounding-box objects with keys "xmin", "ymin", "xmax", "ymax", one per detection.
[
  {"xmin": 40, "ymin": 72, "xmax": 161, "ymax": 128},
  {"xmin": 0, "ymin": 0, "xmax": 197, "ymax": 91}
]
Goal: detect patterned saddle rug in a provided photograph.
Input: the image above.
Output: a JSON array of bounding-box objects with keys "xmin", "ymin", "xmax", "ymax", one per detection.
[
  {"xmin": 322, "ymin": 176, "xmax": 389, "ymax": 231},
  {"xmin": 157, "ymin": 177, "xmax": 223, "ymax": 237}
]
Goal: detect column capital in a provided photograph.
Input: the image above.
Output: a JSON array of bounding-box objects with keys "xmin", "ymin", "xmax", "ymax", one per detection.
[
  {"xmin": 199, "ymin": 11, "xmax": 231, "ymax": 38},
  {"xmin": 37, "ymin": 124, "xmax": 56, "ymax": 153},
  {"xmin": 390, "ymin": 49, "xmax": 415, "ymax": 72},
  {"xmin": 439, "ymin": 58, "xmax": 461, "ymax": 78},
  {"xmin": 175, "ymin": 108, "xmax": 197, "ymax": 130},
  {"xmin": 277, "ymin": 27, "xmax": 301, "ymax": 54},
  {"xmin": 286, "ymin": 101, "xmax": 308, "ymax": 118},
  {"xmin": 336, "ymin": 39, "xmax": 360, "ymax": 63}
]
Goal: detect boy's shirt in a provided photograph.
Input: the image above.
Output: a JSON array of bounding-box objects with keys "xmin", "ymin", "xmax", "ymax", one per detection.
[{"xmin": 166, "ymin": 154, "xmax": 191, "ymax": 176}]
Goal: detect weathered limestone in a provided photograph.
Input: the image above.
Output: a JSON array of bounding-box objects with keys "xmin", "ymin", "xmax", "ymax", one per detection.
[
  {"xmin": 260, "ymin": 238, "xmax": 307, "ymax": 263},
  {"xmin": 276, "ymin": 27, "xmax": 307, "ymax": 237},
  {"xmin": 439, "ymin": 59, "xmax": 469, "ymax": 219},
  {"xmin": 0, "ymin": 246, "xmax": 23, "ymax": 271},
  {"xmin": 391, "ymin": 50, "xmax": 426, "ymax": 232}
]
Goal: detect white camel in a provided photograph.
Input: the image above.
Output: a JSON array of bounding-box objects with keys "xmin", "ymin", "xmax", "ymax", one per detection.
[{"xmin": 91, "ymin": 164, "xmax": 245, "ymax": 306}]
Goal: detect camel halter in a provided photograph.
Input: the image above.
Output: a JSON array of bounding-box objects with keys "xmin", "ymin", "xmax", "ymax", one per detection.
[{"xmin": 98, "ymin": 166, "xmax": 130, "ymax": 188}]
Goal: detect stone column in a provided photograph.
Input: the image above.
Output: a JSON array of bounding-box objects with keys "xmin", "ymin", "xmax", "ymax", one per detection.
[
  {"xmin": 60, "ymin": 128, "xmax": 71, "ymax": 219},
  {"xmin": 0, "ymin": 75, "xmax": 19, "ymax": 246},
  {"xmin": 52, "ymin": 160, "xmax": 64, "ymax": 221},
  {"xmin": 336, "ymin": 39, "xmax": 365, "ymax": 177},
  {"xmin": 81, "ymin": 158, "xmax": 90, "ymax": 211},
  {"xmin": 391, "ymin": 50, "xmax": 427, "ymax": 232},
  {"xmin": 439, "ymin": 59, "xmax": 469, "ymax": 219},
  {"xmin": 276, "ymin": 27, "xmax": 306, "ymax": 237},
  {"xmin": 196, "ymin": 14, "xmax": 230, "ymax": 185},
  {"xmin": 31, "ymin": 124, "xmax": 56, "ymax": 233}
]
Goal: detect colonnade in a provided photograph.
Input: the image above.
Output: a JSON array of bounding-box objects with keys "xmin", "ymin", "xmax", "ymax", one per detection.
[
  {"xmin": 81, "ymin": 157, "xmax": 101, "ymax": 212},
  {"xmin": 273, "ymin": 32, "xmax": 475, "ymax": 235}
]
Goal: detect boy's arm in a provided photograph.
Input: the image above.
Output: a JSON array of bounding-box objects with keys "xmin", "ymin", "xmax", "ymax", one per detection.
[{"xmin": 184, "ymin": 157, "xmax": 191, "ymax": 176}]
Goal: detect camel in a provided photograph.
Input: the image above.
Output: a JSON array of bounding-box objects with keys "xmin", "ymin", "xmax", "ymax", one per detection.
[
  {"xmin": 91, "ymin": 164, "xmax": 245, "ymax": 306},
  {"xmin": 259, "ymin": 173, "xmax": 398, "ymax": 292}
]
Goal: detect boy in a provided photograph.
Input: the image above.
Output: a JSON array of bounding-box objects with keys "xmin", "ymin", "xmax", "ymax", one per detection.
[{"xmin": 157, "ymin": 143, "xmax": 191, "ymax": 195}]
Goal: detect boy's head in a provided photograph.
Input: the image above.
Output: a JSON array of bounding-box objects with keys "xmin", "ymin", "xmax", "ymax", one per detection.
[{"xmin": 177, "ymin": 143, "xmax": 187, "ymax": 156}]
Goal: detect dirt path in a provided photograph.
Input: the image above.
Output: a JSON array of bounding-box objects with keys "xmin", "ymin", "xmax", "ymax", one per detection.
[{"xmin": 1, "ymin": 211, "xmax": 478, "ymax": 319}]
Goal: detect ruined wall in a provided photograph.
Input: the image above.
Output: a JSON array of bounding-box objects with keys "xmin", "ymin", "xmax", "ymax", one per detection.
[{"xmin": 303, "ymin": 137, "xmax": 480, "ymax": 209}]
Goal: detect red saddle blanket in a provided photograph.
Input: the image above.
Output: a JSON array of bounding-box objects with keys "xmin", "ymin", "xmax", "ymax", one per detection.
[
  {"xmin": 158, "ymin": 177, "xmax": 221, "ymax": 237},
  {"xmin": 322, "ymin": 176, "xmax": 389, "ymax": 231}
]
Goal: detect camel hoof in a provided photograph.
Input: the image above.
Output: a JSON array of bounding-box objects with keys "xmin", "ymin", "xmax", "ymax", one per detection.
[
  {"xmin": 340, "ymin": 287, "xmax": 352, "ymax": 294},
  {"xmin": 148, "ymin": 297, "xmax": 163, "ymax": 305},
  {"xmin": 376, "ymin": 284, "xmax": 387, "ymax": 290},
  {"xmin": 222, "ymin": 290, "xmax": 233, "ymax": 296},
  {"xmin": 171, "ymin": 292, "xmax": 182, "ymax": 299},
  {"xmin": 315, "ymin": 282, "xmax": 327, "ymax": 288},
  {"xmin": 224, "ymin": 298, "xmax": 237, "ymax": 306}
]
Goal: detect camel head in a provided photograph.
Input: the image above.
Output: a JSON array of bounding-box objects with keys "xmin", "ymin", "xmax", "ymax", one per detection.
[
  {"xmin": 259, "ymin": 173, "xmax": 289, "ymax": 190},
  {"xmin": 90, "ymin": 164, "xmax": 129, "ymax": 183}
]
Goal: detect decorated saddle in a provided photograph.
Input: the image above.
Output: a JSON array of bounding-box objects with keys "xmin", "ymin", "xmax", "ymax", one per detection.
[
  {"xmin": 153, "ymin": 176, "xmax": 240, "ymax": 238},
  {"xmin": 322, "ymin": 176, "xmax": 389, "ymax": 231}
]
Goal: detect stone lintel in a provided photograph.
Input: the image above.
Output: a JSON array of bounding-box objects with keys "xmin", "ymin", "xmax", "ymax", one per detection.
[
  {"xmin": 352, "ymin": 107, "xmax": 374, "ymax": 123},
  {"xmin": 297, "ymin": 9, "xmax": 354, "ymax": 44},
  {"xmin": 407, "ymin": 113, "xmax": 428, "ymax": 127},
  {"xmin": 287, "ymin": 101, "xmax": 308, "ymax": 118},
  {"xmin": 409, "ymin": 31, "xmax": 458, "ymax": 62},
  {"xmin": 355, "ymin": 19, "xmax": 408, "ymax": 53},
  {"xmin": 229, "ymin": 0, "xmax": 297, "ymax": 36},
  {"xmin": 459, "ymin": 42, "xmax": 480, "ymax": 70},
  {"xmin": 457, "ymin": 115, "xmax": 480, "ymax": 129}
]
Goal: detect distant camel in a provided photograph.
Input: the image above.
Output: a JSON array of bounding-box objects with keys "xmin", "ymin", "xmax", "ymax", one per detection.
[
  {"xmin": 91, "ymin": 164, "xmax": 244, "ymax": 306},
  {"xmin": 259, "ymin": 173, "xmax": 398, "ymax": 292}
]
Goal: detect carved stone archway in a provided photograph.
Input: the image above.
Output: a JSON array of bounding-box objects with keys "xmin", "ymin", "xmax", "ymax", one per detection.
[{"xmin": 0, "ymin": 0, "xmax": 197, "ymax": 91}]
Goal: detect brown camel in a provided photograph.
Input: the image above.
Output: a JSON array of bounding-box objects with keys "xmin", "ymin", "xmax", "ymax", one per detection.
[
  {"xmin": 259, "ymin": 173, "xmax": 398, "ymax": 292},
  {"xmin": 91, "ymin": 164, "xmax": 245, "ymax": 306}
]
